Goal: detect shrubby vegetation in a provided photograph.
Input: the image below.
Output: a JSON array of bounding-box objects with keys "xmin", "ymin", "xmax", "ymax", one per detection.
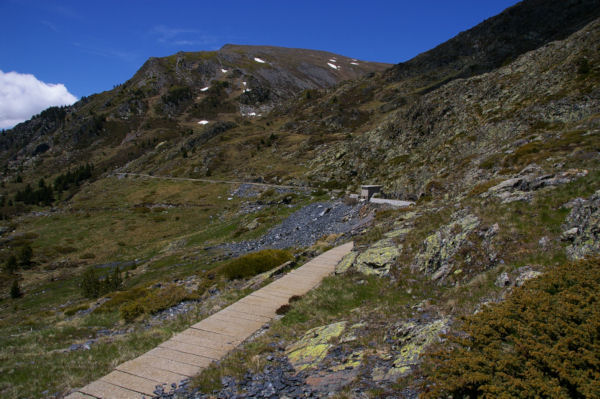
[
  {"xmin": 3, "ymin": 245, "xmax": 34, "ymax": 272},
  {"xmin": 12, "ymin": 164, "xmax": 93, "ymax": 207},
  {"xmin": 53, "ymin": 163, "xmax": 93, "ymax": 194},
  {"xmin": 14, "ymin": 179, "xmax": 54, "ymax": 205},
  {"xmin": 80, "ymin": 266, "xmax": 123, "ymax": 298},
  {"xmin": 422, "ymin": 258, "xmax": 600, "ymax": 398},
  {"xmin": 118, "ymin": 285, "xmax": 198, "ymax": 321},
  {"xmin": 219, "ymin": 249, "xmax": 293, "ymax": 280},
  {"xmin": 10, "ymin": 280, "xmax": 22, "ymax": 298},
  {"xmin": 161, "ymin": 86, "xmax": 193, "ymax": 106}
]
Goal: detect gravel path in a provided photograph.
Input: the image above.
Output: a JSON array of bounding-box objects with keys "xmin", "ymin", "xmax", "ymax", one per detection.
[{"xmin": 222, "ymin": 201, "xmax": 363, "ymax": 257}]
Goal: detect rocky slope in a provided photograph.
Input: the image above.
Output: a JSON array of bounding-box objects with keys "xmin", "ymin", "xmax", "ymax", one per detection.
[{"xmin": 0, "ymin": 45, "xmax": 388, "ymax": 181}]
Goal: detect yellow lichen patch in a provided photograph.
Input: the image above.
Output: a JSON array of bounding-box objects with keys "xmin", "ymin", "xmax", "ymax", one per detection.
[
  {"xmin": 385, "ymin": 319, "xmax": 447, "ymax": 380},
  {"xmin": 355, "ymin": 239, "xmax": 401, "ymax": 276},
  {"xmin": 286, "ymin": 321, "xmax": 347, "ymax": 371},
  {"xmin": 384, "ymin": 227, "xmax": 413, "ymax": 238},
  {"xmin": 331, "ymin": 351, "xmax": 364, "ymax": 372},
  {"xmin": 334, "ymin": 251, "xmax": 358, "ymax": 274}
]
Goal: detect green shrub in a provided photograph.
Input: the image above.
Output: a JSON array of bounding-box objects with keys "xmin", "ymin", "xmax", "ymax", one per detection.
[
  {"xmin": 577, "ymin": 57, "xmax": 591, "ymax": 75},
  {"xmin": 422, "ymin": 258, "xmax": 600, "ymax": 398},
  {"xmin": 4, "ymin": 255, "xmax": 17, "ymax": 273},
  {"xmin": 64, "ymin": 303, "xmax": 89, "ymax": 316},
  {"xmin": 10, "ymin": 280, "xmax": 22, "ymax": 298},
  {"xmin": 96, "ymin": 286, "xmax": 149, "ymax": 312},
  {"xmin": 80, "ymin": 266, "xmax": 123, "ymax": 299},
  {"xmin": 120, "ymin": 302, "xmax": 146, "ymax": 322},
  {"xmin": 54, "ymin": 245, "xmax": 77, "ymax": 254},
  {"xmin": 117, "ymin": 285, "xmax": 198, "ymax": 321},
  {"xmin": 219, "ymin": 249, "xmax": 293, "ymax": 280},
  {"xmin": 18, "ymin": 245, "xmax": 33, "ymax": 269}
]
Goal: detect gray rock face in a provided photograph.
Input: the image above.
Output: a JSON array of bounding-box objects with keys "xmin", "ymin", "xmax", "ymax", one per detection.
[
  {"xmin": 484, "ymin": 167, "xmax": 589, "ymax": 203},
  {"xmin": 563, "ymin": 190, "xmax": 600, "ymax": 260},
  {"xmin": 412, "ymin": 212, "xmax": 480, "ymax": 281}
]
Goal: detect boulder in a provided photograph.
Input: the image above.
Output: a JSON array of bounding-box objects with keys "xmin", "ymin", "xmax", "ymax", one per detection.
[
  {"xmin": 563, "ymin": 190, "xmax": 600, "ymax": 260},
  {"xmin": 373, "ymin": 318, "xmax": 448, "ymax": 381},
  {"xmin": 334, "ymin": 251, "xmax": 357, "ymax": 274},
  {"xmin": 413, "ymin": 213, "xmax": 479, "ymax": 281},
  {"xmin": 515, "ymin": 267, "xmax": 543, "ymax": 286},
  {"xmin": 286, "ymin": 321, "xmax": 347, "ymax": 371},
  {"xmin": 484, "ymin": 167, "xmax": 588, "ymax": 203},
  {"xmin": 354, "ymin": 239, "xmax": 401, "ymax": 277},
  {"xmin": 495, "ymin": 272, "xmax": 511, "ymax": 287}
]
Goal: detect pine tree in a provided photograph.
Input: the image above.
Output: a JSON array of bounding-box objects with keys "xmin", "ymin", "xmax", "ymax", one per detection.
[
  {"xmin": 81, "ymin": 267, "xmax": 101, "ymax": 298},
  {"xmin": 4, "ymin": 255, "xmax": 17, "ymax": 273},
  {"xmin": 18, "ymin": 245, "xmax": 33, "ymax": 268},
  {"xmin": 10, "ymin": 280, "xmax": 22, "ymax": 298}
]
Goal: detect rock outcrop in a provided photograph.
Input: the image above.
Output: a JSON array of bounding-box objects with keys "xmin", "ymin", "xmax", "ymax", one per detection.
[
  {"xmin": 562, "ymin": 189, "xmax": 600, "ymax": 259},
  {"xmin": 413, "ymin": 213, "xmax": 480, "ymax": 281}
]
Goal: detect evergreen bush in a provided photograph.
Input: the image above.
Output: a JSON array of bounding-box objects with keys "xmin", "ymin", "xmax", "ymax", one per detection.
[{"xmin": 422, "ymin": 258, "xmax": 600, "ymax": 398}]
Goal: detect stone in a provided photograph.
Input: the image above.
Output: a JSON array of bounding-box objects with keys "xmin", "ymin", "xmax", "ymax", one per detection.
[
  {"xmin": 413, "ymin": 213, "xmax": 479, "ymax": 281},
  {"xmin": 495, "ymin": 272, "xmax": 511, "ymax": 287},
  {"xmin": 563, "ymin": 190, "xmax": 600, "ymax": 260},
  {"xmin": 561, "ymin": 227, "xmax": 579, "ymax": 241},
  {"xmin": 515, "ymin": 268, "xmax": 543, "ymax": 286},
  {"xmin": 334, "ymin": 251, "xmax": 357, "ymax": 274},
  {"xmin": 286, "ymin": 321, "xmax": 347, "ymax": 371},
  {"xmin": 246, "ymin": 218, "xmax": 259, "ymax": 230},
  {"xmin": 484, "ymin": 168, "xmax": 588, "ymax": 204},
  {"xmin": 354, "ymin": 239, "xmax": 401, "ymax": 277},
  {"xmin": 381, "ymin": 319, "xmax": 448, "ymax": 381}
]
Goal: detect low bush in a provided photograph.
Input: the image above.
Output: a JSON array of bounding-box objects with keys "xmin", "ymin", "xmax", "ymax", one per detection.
[
  {"xmin": 422, "ymin": 258, "xmax": 600, "ymax": 398},
  {"xmin": 275, "ymin": 304, "xmax": 291, "ymax": 315},
  {"xmin": 80, "ymin": 266, "xmax": 123, "ymax": 299},
  {"xmin": 96, "ymin": 286, "xmax": 149, "ymax": 313},
  {"xmin": 10, "ymin": 280, "xmax": 22, "ymax": 298},
  {"xmin": 64, "ymin": 303, "xmax": 89, "ymax": 316},
  {"xmin": 118, "ymin": 285, "xmax": 198, "ymax": 322},
  {"xmin": 219, "ymin": 249, "xmax": 293, "ymax": 280}
]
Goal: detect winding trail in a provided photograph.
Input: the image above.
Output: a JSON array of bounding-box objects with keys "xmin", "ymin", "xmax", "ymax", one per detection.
[
  {"xmin": 115, "ymin": 173, "xmax": 318, "ymax": 191},
  {"xmin": 66, "ymin": 242, "xmax": 354, "ymax": 399}
]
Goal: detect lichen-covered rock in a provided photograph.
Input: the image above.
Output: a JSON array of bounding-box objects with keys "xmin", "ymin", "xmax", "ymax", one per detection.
[
  {"xmin": 354, "ymin": 239, "xmax": 401, "ymax": 277},
  {"xmin": 563, "ymin": 190, "xmax": 600, "ymax": 260},
  {"xmin": 413, "ymin": 213, "xmax": 479, "ymax": 280},
  {"xmin": 286, "ymin": 321, "xmax": 346, "ymax": 371},
  {"xmin": 515, "ymin": 266, "xmax": 542, "ymax": 286},
  {"xmin": 495, "ymin": 272, "xmax": 511, "ymax": 287},
  {"xmin": 373, "ymin": 318, "xmax": 448, "ymax": 381},
  {"xmin": 334, "ymin": 251, "xmax": 357, "ymax": 274},
  {"xmin": 485, "ymin": 167, "xmax": 589, "ymax": 203}
]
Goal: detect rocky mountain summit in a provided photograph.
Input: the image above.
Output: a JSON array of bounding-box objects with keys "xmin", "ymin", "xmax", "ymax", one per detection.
[
  {"xmin": 0, "ymin": 45, "xmax": 388, "ymax": 178},
  {"xmin": 1, "ymin": 0, "xmax": 600, "ymax": 398}
]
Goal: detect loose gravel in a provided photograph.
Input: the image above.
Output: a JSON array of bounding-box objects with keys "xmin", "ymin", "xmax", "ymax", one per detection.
[{"xmin": 222, "ymin": 201, "xmax": 363, "ymax": 257}]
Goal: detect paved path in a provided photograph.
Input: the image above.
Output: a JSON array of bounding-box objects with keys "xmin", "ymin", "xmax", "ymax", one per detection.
[
  {"xmin": 115, "ymin": 172, "xmax": 318, "ymax": 191},
  {"xmin": 66, "ymin": 242, "xmax": 354, "ymax": 399}
]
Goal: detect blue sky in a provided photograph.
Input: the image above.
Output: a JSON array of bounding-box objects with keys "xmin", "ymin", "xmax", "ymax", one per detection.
[{"xmin": 0, "ymin": 0, "xmax": 520, "ymax": 128}]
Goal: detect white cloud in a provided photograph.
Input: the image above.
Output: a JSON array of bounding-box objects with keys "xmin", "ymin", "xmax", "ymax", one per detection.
[
  {"xmin": 150, "ymin": 25, "xmax": 217, "ymax": 47},
  {"xmin": 0, "ymin": 70, "xmax": 77, "ymax": 129}
]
